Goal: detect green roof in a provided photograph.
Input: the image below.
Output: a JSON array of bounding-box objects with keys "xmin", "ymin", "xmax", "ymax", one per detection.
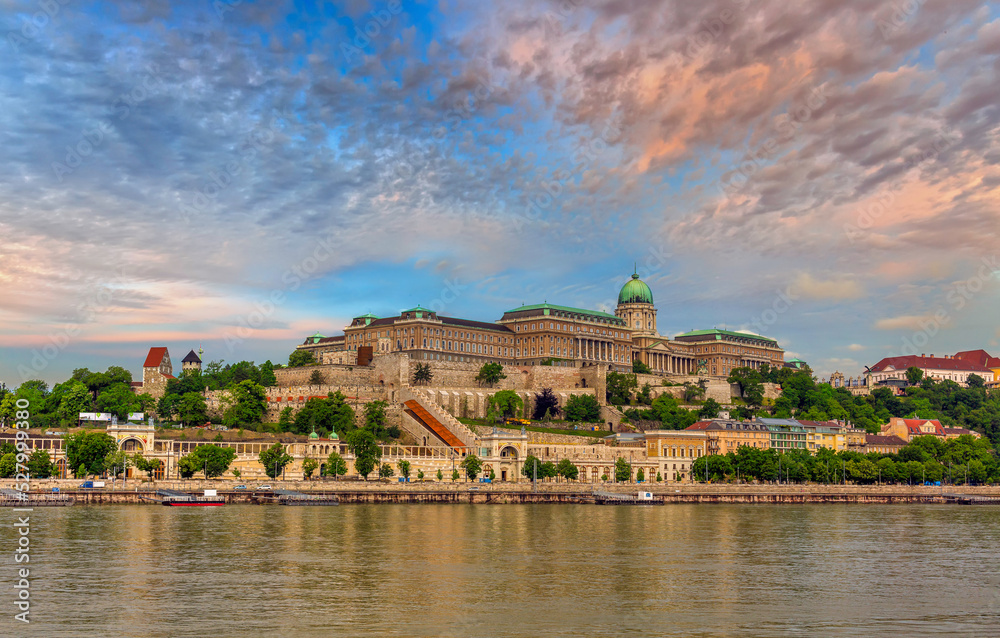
[
  {"xmin": 674, "ymin": 329, "xmax": 778, "ymax": 344},
  {"xmin": 402, "ymin": 305, "xmax": 431, "ymax": 313},
  {"xmin": 618, "ymin": 273, "xmax": 654, "ymax": 305},
  {"xmin": 354, "ymin": 313, "xmax": 379, "ymax": 319},
  {"xmin": 504, "ymin": 303, "xmax": 624, "ymax": 323}
]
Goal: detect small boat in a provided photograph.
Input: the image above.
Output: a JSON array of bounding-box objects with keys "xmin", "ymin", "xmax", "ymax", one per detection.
[{"xmin": 152, "ymin": 489, "xmax": 225, "ymax": 507}]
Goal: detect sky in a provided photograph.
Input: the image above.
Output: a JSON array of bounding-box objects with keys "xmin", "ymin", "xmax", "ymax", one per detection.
[{"xmin": 1, "ymin": 0, "xmax": 999, "ymax": 387}]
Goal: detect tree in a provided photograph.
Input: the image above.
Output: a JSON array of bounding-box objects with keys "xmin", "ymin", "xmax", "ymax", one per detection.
[
  {"xmin": 96, "ymin": 383, "xmax": 141, "ymax": 420},
  {"xmin": 412, "ymin": 363, "xmax": 433, "ymax": 385},
  {"xmin": 606, "ymin": 372, "xmax": 638, "ymax": 405},
  {"xmin": 131, "ymin": 454, "xmax": 162, "ymax": 480},
  {"xmin": 636, "ymin": 467, "xmax": 645, "ymax": 482},
  {"xmin": 614, "ymin": 458, "xmax": 632, "ymax": 483},
  {"xmin": 288, "ymin": 350, "xmax": 316, "ymax": 367},
  {"xmin": 104, "ymin": 450, "xmax": 129, "ymax": 478},
  {"xmin": 183, "ymin": 445, "xmax": 237, "ymax": 478},
  {"xmin": 682, "ymin": 383, "xmax": 706, "ymax": 403},
  {"xmin": 460, "ymin": 454, "xmax": 483, "ymax": 481},
  {"xmin": 278, "ymin": 406, "xmax": 294, "ymax": 431},
  {"xmin": 177, "ymin": 392, "xmax": 208, "ymax": 427},
  {"xmin": 417, "ymin": 470, "xmax": 425, "ymax": 479},
  {"xmin": 325, "ymin": 451, "xmax": 348, "ymax": 479},
  {"xmin": 699, "ymin": 398, "xmax": 722, "ymax": 419},
  {"xmin": 308, "ymin": 369, "xmax": 325, "ymax": 385},
  {"xmin": 967, "ymin": 374, "xmax": 986, "ymax": 389},
  {"xmin": 632, "ymin": 360, "xmax": 652, "ymax": 374},
  {"xmin": 397, "ymin": 459, "xmax": 411, "ymax": 479},
  {"xmin": 379, "ymin": 463, "xmax": 394, "ymax": 479},
  {"xmin": 64, "ymin": 431, "xmax": 117, "ymax": 477},
  {"xmin": 532, "ymin": 388, "xmax": 560, "ymax": 420},
  {"xmin": 302, "ymin": 457, "xmax": 319, "ymax": 479},
  {"xmin": 636, "ymin": 383, "xmax": 653, "ymax": 406},
  {"xmin": 475, "ymin": 362, "xmax": 506, "ymax": 387},
  {"xmin": 221, "ymin": 380, "xmax": 267, "ymax": 427},
  {"xmin": 364, "ymin": 400, "xmax": 388, "ymax": 435},
  {"xmin": 905, "ymin": 366, "xmax": 924, "ymax": 386},
  {"xmin": 26, "ymin": 450, "xmax": 55, "ymax": 478},
  {"xmin": 347, "ymin": 429, "xmax": 382, "ymax": 479},
  {"xmin": 487, "ymin": 390, "xmax": 524, "ymax": 422},
  {"xmin": 177, "ymin": 455, "xmax": 200, "ymax": 479},
  {"xmin": 521, "ymin": 454, "xmax": 542, "ymax": 480},
  {"xmin": 259, "ymin": 360, "xmax": 277, "ymax": 387},
  {"xmin": 0, "ymin": 453, "xmax": 15, "ymax": 478},
  {"xmin": 451, "ymin": 469, "xmax": 460, "ymax": 481},
  {"xmin": 57, "ymin": 380, "xmax": 92, "ymax": 425},
  {"xmin": 259, "ymin": 443, "xmax": 293, "ymax": 479},
  {"xmin": 556, "ymin": 458, "xmax": 578, "ymax": 481},
  {"xmin": 436, "ymin": 469, "xmax": 443, "ymax": 481},
  {"xmin": 294, "ymin": 392, "xmax": 355, "ymax": 438},
  {"xmin": 564, "ymin": 394, "xmax": 601, "ymax": 422}
]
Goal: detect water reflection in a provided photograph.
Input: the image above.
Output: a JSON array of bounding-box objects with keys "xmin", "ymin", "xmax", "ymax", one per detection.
[{"xmin": 2, "ymin": 505, "xmax": 999, "ymax": 637}]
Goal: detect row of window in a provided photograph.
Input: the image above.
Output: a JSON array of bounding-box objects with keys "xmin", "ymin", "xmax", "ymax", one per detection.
[{"xmin": 515, "ymin": 321, "xmax": 627, "ymax": 339}]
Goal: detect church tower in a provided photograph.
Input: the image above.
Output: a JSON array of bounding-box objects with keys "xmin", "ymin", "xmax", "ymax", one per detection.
[{"xmin": 615, "ymin": 271, "xmax": 657, "ymax": 336}]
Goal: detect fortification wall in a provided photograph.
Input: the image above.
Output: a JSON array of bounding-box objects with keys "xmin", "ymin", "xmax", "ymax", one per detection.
[{"xmin": 275, "ymin": 364, "xmax": 376, "ymax": 388}]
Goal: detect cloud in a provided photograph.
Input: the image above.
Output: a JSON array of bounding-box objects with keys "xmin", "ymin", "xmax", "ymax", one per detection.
[
  {"xmin": 874, "ymin": 315, "xmax": 934, "ymax": 331},
  {"xmin": 847, "ymin": 343, "xmax": 866, "ymax": 351}
]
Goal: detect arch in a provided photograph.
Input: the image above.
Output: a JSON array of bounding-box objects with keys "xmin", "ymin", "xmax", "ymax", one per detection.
[
  {"xmin": 119, "ymin": 437, "xmax": 144, "ymax": 453},
  {"xmin": 499, "ymin": 445, "xmax": 519, "ymax": 459}
]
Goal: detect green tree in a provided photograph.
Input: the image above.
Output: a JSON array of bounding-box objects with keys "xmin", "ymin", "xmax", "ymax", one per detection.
[
  {"xmin": 699, "ymin": 398, "xmax": 722, "ymax": 419},
  {"xmin": 0, "ymin": 453, "xmax": 15, "ymax": 478},
  {"xmin": 301, "ymin": 456, "xmax": 319, "ymax": 479},
  {"xmin": 294, "ymin": 392, "xmax": 355, "ymax": 438},
  {"xmin": 379, "ymin": 463, "xmax": 394, "ymax": 479},
  {"xmin": 412, "ymin": 363, "xmax": 433, "ymax": 385},
  {"xmin": 606, "ymin": 372, "xmax": 638, "ymax": 405},
  {"xmin": 905, "ymin": 366, "xmax": 924, "ymax": 386},
  {"xmin": 683, "ymin": 383, "xmax": 706, "ymax": 403},
  {"xmin": 397, "ymin": 459, "xmax": 411, "ymax": 479},
  {"xmin": 64, "ymin": 431, "xmax": 117, "ymax": 477},
  {"xmin": 131, "ymin": 454, "xmax": 162, "ymax": 480},
  {"xmin": 460, "ymin": 454, "xmax": 483, "ymax": 481},
  {"xmin": 104, "ymin": 450, "xmax": 129, "ymax": 478},
  {"xmin": 521, "ymin": 454, "xmax": 542, "ymax": 480},
  {"xmin": 451, "ymin": 469, "xmax": 460, "ymax": 481},
  {"xmin": 632, "ymin": 360, "xmax": 652, "ymax": 374},
  {"xmin": 556, "ymin": 458, "xmax": 578, "ymax": 481},
  {"xmin": 532, "ymin": 388, "xmax": 560, "ymax": 420},
  {"xmin": 614, "ymin": 458, "xmax": 632, "ymax": 483},
  {"xmin": 221, "ymin": 380, "xmax": 267, "ymax": 428},
  {"xmin": 417, "ymin": 470, "xmax": 425, "ymax": 480},
  {"xmin": 57, "ymin": 380, "xmax": 92, "ymax": 425},
  {"xmin": 436, "ymin": 468, "xmax": 443, "ymax": 481},
  {"xmin": 564, "ymin": 394, "xmax": 601, "ymax": 422},
  {"xmin": 364, "ymin": 400, "xmax": 388, "ymax": 435},
  {"xmin": 96, "ymin": 383, "xmax": 141, "ymax": 420},
  {"xmin": 347, "ymin": 429, "xmax": 382, "ymax": 479},
  {"xmin": 259, "ymin": 360, "xmax": 277, "ymax": 387},
  {"xmin": 26, "ymin": 449, "xmax": 55, "ymax": 478},
  {"xmin": 184, "ymin": 445, "xmax": 237, "ymax": 478},
  {"xmin": 288, "ymin": 350, "xmax": 316, "ymax": 367},
  {"xmin": 487, "ymin": 390, "xmax": 524, "ymax": 422},
  {"xmin": 636, "ymin": 383, "xmax": 653, "ymax": 406},
  {"xmin": 325, "ymin": 451, "xmax": 348, "ymax": 479},
  {"xmin": 475, "ymin": 362, "xmax": 507, "ymax": 387},
  {"xmin": 308, "ymin": 369, "xmax": 325, "ymax": 385},
  {"xmin": 177, "ymin": 392, "xmax": 208, "ymax": 427},
  {"xmin": 278, "ymin": 406, "xmax": 294, "ymax": 431},
  {"xmin": 177, "ymin": 455, "xmax": 200, "ymax": 479},
  {"xmin": 259, "ymin": 443, "xmax": 294, "ymax": 479}
]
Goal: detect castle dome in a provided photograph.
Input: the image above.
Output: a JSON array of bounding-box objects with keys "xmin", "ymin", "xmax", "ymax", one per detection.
[{"xmin": 618, "ymin": 273, "xmax": 653, "ymax": 305}]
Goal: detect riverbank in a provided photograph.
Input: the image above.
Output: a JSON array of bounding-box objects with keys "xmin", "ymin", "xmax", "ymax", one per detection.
[{"xmin": 5, "ymin": 479, "xmax": 1000, "ymax": 505}]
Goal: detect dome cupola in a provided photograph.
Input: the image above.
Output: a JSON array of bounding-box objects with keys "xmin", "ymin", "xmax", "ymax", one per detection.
[{"xmin": 618, "ymin": 273, "xmax": 653, "ymax": 305}]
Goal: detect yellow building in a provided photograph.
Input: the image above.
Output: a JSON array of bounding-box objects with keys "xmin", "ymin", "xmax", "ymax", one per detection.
[
  {"xmin": 644, "ymin": 430, "xmax": 708, "ymax": 481},
  {"xmin": 686, "ymin": 420, "xmax": 770, "ymax": 455}
]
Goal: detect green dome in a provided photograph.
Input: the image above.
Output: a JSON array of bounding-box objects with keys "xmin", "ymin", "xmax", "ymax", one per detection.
[
  {"xmin": 618, "ymin": 273, "xmax": 653, "ymax": 305},
  {"xmin": 309, "ymin": 426, "xmax": 319, "ymax": 440}
]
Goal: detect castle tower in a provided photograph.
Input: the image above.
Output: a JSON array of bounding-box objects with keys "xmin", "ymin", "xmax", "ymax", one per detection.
[
  {"xmin": 181, "ymin": 349, "xmax": 202, "ymax": 373},
  {"xmin": 615, "ymin": 271, "xmax": 657, "ymax": 336}
]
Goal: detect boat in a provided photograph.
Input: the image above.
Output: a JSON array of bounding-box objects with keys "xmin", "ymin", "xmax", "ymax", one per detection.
[
  {"xmin": 0, "ymin": 488, "xmax": 74, "ymax": 507},
  {"xmin": 256, "ymin": 489, "xmax": 339, "ymax": 506},
  {"xmin": 592, "ymin": 490, "xmax": 662, "ymax": 505},
  {"xmin": 149, "ymin": 489, "xmax": 226, "ymax": 507}
]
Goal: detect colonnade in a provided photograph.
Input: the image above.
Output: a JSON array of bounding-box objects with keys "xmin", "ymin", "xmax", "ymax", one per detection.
[{"xmin": 644, "ymin": 351, "xmax": 697, "ymax": 374}]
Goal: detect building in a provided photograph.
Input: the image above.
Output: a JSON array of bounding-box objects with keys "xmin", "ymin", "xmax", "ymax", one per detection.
[
  {"xmin": 953, "ymin": 350, "xmax": 1000, "ymax": 384},
  {"xmin": 766, "ymin": 424, "xmax": 808, "ymax": 452},
  {"xmin": 755, "ymin": 418, "xmax": 866, "ymax": 452},
  {"xmin": 686, "ymin": 420, "xmax": 770, "ymax": 455},
  {"xmin": 294, "ymin": 271, "xmax": 782, "ymax": 378},
  {"xmin": 140, "ymin": 347, "xmax": 174, "ymax": 398},
  {"xmin": 644, "ymin": 430, "xmax": 708, "ymax": 481},
  {"xmin": 880, "ymin": 417, "xmax": 981, "ymax": 442},
  {"xmin": 672, "ymin": 329, "xmax": 785, "ymax": 377},
  {"xmin": 181, "ymin": 349, "xmax": 203, "ymax": 374},
  {"xmin": 865, "ymin": 354, "xmax": 995, "ymax": 388},
  {"xmin": 864, "ymin": 434, "xmax": 907, "ymax": 454}
]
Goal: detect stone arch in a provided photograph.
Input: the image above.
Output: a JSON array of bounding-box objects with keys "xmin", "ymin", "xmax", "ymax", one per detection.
[
  {"xmin": 499, "ymin": 445, "xmax": 518, "ymax": 459},
  {"xmin": 119, "ymin": 437, "xmax": 144, "ymax": 453}
]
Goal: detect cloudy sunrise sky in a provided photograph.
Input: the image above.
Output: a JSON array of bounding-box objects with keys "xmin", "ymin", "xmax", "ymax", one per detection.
[{"xmin": 1, "ymin": 0, "xmax": 999, "ymax": 385}]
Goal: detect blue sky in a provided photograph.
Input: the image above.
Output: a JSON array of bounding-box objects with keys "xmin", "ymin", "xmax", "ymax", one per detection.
[{"xmin": 1, "ymin": 0, "xmax": 999, "ymax": 386}]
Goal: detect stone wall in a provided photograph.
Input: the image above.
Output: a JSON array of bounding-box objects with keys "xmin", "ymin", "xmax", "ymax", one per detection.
[
  {"xmin": 416, "ymin": 387, "xmax": 598, "ymax": 420},
  {"xmin": 275, "ymin": 363, "xmax": 376, "ymax": 388}
]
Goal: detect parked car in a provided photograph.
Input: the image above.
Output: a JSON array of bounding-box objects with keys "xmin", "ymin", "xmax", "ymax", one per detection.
[
  {"xmin": 234, "ymin": 485, "xmax": 247, "ymax": 490},
  {"xmin": 256, "ymin": 485, "xmax": 272, "ymax": 490},
  {"xmin": 79, "ymin": 481, "xmax": 105, "ymax": 489}
]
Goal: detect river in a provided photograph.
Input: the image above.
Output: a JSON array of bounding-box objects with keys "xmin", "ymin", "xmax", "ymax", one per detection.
[{"xmin": 3, "ymin": 504, "xmax": 999, "ymax": 637}]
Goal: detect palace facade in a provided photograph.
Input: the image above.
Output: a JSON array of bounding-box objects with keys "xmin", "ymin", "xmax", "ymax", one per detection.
[{"xmin": 297, "ymin": 271, "xmax": 785, "ymax": 378}]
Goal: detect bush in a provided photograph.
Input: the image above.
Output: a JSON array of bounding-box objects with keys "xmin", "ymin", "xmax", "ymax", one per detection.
[{"xmin": 565, "ymin": 394, "xmax": 601, "ymax": 422}]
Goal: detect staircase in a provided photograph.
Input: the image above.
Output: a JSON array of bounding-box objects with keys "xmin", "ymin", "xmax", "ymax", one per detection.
[{"xmin": 401, "ymin": 386, "xmax": 478, "ymax": 450}]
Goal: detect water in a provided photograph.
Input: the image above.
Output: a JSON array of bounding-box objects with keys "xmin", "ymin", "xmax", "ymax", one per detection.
[{"xmin": 3, "ymin": 504, "xmax": 999, "ymax": 637}]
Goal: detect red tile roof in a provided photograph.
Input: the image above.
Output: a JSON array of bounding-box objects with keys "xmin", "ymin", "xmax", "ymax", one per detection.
[
  {"xmin": 686, "ymin": 421, "xmax": 712, "ymax": 430},
  {"xmin": 143, "ymin": 347, "xmax": 168, "ymax": 368},
  {"xmin": 895, "ymin": 418, "xmax": 944, "ymax": 436},
  {"xmin": 869, "ymin": 355, "xmax": 992, "ymax": 373},
  {"xmin": 953, "ymin": 350, "xmax": 1000, "ymax": 368}
]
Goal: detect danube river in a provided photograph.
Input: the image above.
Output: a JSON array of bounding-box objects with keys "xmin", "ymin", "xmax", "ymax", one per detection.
[{"xmin": 3, "ymin": 504, "xmax": 999, "ymax": 637}]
